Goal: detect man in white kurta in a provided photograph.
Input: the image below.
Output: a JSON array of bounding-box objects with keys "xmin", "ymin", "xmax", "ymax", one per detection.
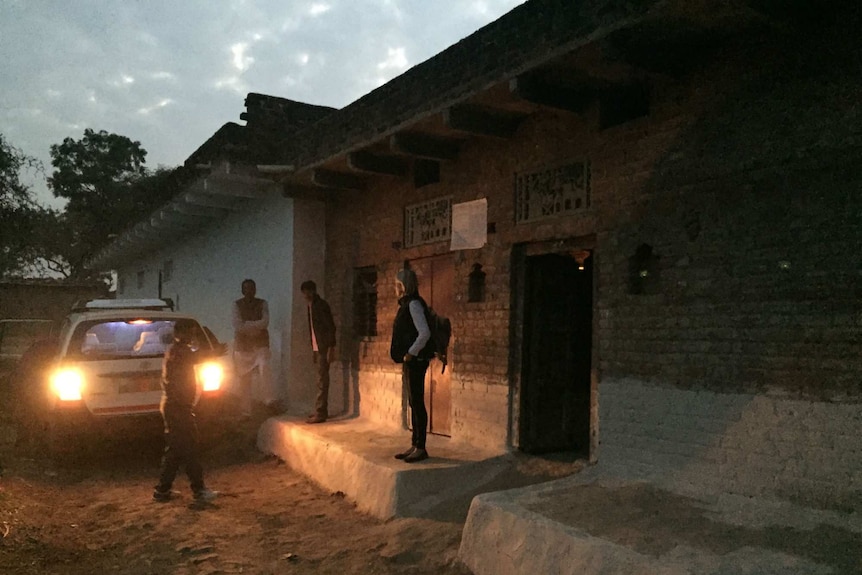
[{"xmin": 232, "ymin": 279, "xmax": 275, "ymax": 416}]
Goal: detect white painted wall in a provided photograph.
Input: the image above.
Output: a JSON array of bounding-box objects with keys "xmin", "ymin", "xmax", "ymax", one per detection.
[
  {"xmin": 115, "ymin": 193, "xmax": 327, "ymax": 413},
  {"xmin": 599, "ymin": 378, "xmax": 862, "ymax": 509}
]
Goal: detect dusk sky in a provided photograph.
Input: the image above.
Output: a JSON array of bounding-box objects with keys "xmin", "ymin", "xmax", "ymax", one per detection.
[{"xmin": 0, "ymin": 0, "xmax": 525, "ymax": 207}]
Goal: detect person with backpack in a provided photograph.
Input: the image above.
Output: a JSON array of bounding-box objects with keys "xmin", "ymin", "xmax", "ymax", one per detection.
[{"xmin": 389, "ymin": 265, "xmax": 434, "ymax": 463}]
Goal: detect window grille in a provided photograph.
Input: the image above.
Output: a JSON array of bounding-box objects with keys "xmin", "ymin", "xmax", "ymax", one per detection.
[
  {"xmin": 404, "ymin": 196, "xmax": 451, "ymax": 247},
  {"xmin": 352, "ymin": 267, "xmax": 378, "ymax": 338},
  {"xmin": 515, "ymin": 161, "xmax": 591, "ymax": 223}
]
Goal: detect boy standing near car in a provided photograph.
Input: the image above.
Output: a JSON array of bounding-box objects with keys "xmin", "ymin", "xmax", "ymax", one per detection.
[
  {"xmin": 301, "ymin": 280, "xmax": 336, "ymax": 424},
  {"xmin": 153, "ymin": 319, "xmax": 218, "ymax": 503}
]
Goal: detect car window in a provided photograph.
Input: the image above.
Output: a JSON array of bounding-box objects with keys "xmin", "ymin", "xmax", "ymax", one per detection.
[{"xmin": 66, "ymin": 318, "xmax": 208, "ymax": 360}]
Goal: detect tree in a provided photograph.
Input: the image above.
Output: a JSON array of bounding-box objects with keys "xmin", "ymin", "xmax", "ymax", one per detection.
[
  {"xmin": 48, "ymin": 129, "xmax": 150, "ymax": 277},
  {"xmin": 0, "ymin": 133, "xmax": 61, "ymax": 279}
]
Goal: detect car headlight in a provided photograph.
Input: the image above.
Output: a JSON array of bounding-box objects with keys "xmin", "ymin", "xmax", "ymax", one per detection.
[
  {"xmin": 51, "ymin": 368, "xmax": 84, "ymax": 401},
  {"xmin": 197, "ymin": 362, "xmax": 223, "ymax": 392}
]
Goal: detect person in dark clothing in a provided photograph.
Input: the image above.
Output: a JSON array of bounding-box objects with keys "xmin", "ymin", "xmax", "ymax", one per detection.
[
  {"xmin": 389, "ymin": 266, "xmax": 433, "ymax": 463},
  {"xmin": 153, "ymin": 319, "xmax": 218, "ymax": 503},
  {"xmin": 301, "ymin": 280, "xmax": 336, "ymax": 424}
]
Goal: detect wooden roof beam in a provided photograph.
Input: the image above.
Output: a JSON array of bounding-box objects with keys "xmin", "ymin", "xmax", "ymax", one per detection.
[
  {"xmin": 182, "ymin": 191, "xmax": 242, "ymax": 210},
  {"xmin": 311, "ymin": 169, "xmax": 366, "ymax": 191},
  {"xmin": 347, "ymin": 150, "xmax": 409, "ymax": 177},
  {"xmin": 509, "ymin": 75, "xmax": 597, "ymax": 114},
  {"xmin": 202, "ymin": 176, "xmax": 272, "ymax": 198},
  {"xmin": 390, "ymin": 133, "xmax": 461, "ymax": 161},
  {"xmin": 282, "ymin": 184, "xmax": 339, "ymax": 201},
  {"xmin": 599, "ymin": 81, "xmax": 651, "ymax": 129},
  {"xmin": 443, "ymin": 104, "xmax": 526, "ymax": 138},
  {"xmin": 171, "ymin": 201, "xmax": 229, "ymax": 219}
]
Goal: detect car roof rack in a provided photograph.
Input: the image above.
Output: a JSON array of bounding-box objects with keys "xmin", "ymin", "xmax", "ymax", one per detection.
[{"xmin": 70, "ymin": 298, "xmax": 175, "ymax": 313}]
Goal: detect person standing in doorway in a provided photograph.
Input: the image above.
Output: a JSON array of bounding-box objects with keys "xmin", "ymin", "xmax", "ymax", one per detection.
[
  {"xmin": 389, "ymin": 265, "xmax": 433, "ymax": 463},
  {"xmin": 153, "ymin": 319, "xmax": 218, "ymax": 503},
  {"xmin": 301, "ymin": 280, "xmax": 336, "ymax": 424},
  {"xmin": 232, "ymin": 279, "xmax": 277, "ymax": 417}
]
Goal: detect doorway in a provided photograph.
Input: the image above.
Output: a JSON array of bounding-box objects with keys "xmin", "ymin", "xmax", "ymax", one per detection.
[
  {"xmin": 519, "ymin": 249, "xmax": 593, "ymax": 455},
  {"xmin": 411, "ymin": 255, "xmax": 453, "ymax": 436}
]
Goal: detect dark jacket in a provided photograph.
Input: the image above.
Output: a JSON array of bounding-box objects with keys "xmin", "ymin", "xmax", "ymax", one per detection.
[
  {"xmin": 234, "ymin": 297, "xmax": 269, "ymax": 351},
  {"xmin": 390, "ymin": 295, "xmax": 434, "ymax": 363},
  {"xmin": 308, "ymin": 294, "xmax": 336, "ymax": 351},
  {"xmin": 161, "ymin": 342, "xmax": 203, "ymax": 408}
]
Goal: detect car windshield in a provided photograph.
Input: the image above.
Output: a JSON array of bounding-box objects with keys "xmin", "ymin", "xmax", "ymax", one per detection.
[{"xmin": 66, "ymin": 318, "xmax": 209, "ymax": 360}]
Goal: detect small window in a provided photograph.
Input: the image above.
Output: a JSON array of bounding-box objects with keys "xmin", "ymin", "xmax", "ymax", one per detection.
[
  {"xmin": 136, "ymin": 270, "xmax": 145, "ymax": 289},
  {"xmin": 162, "ymin": 260, "xmax": 173, "ymax": 283},
  {"xmin": 118, "ymin": 277, "xmax": 126, "ymax": 295},
  {"xmin": 353, "ymin": 267, "xmax": 378, "ymax": 338}
]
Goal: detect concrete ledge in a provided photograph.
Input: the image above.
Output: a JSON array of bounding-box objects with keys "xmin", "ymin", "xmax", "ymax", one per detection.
[
  {"xmin": 257, "ymin": 415, "xmax": 509, "ymax": 519},
  {"xmin": 459, "ymin": 468, "xmax": 862, "ymax": 575}
]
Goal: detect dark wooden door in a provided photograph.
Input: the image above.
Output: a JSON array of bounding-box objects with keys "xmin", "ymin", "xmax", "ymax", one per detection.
[
  {"xmin": 520, "ymin": 251, "xmax": 592, "ymax": 454},
  {"xmin": 412, "ymin": 255, "xmax": 452, "ymax": 436}
]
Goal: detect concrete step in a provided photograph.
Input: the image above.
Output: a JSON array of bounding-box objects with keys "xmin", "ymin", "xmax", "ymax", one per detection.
[
  {"xmin": 458, "ymin": 468, "xmax": 862, "ymax": 575},
  {"xmin": 257, "ymin": 415, "xmax": 515, "ymax": 520}
]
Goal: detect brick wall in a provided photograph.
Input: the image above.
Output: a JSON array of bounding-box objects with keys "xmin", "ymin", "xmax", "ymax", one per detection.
[
  {"xmin": 324, "ymin": 11, "xmax": 862, "ymax": 490},
  {"xmin": 0, "ymin": 282, "xmax": 108, "ymax": 322}
]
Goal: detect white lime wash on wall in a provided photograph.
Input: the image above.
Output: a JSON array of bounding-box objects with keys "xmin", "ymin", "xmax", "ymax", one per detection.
[{"xmin": 114, "ymin": 193, "xmax": 328, "ymax": 413}]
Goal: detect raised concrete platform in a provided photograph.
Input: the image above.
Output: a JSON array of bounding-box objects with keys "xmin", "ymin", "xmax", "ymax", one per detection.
[
  {"xmin": 458, "ymin": 465, "xmax": 862, "ymax": 575},
  {"xmin": 257, "ymin": 415, "xmax": 520, "ymax": 520}
]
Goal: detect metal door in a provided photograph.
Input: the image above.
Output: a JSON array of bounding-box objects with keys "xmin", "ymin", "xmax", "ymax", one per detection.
[{"xmin": 520, "ymin": 251, "xmax": 592, "ymax": 454}]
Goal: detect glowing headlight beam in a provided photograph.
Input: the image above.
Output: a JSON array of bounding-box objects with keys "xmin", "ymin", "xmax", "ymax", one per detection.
[
  {"xmin": 51, "ymin": 368, "xmax": 84, "ymax": 401},
  {"xmin": 198, "ymin": 362, "xmax": 223, "ymax": 392}
]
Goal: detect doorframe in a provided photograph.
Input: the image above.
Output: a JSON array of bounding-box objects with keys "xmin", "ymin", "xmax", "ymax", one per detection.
[
  {"xmin": 409, "ymin": 253, "xmax": 454, "ymax": 437},
  {"xmin": 508, "ymin": 234, "xmax": 598, "ymax": 461}
]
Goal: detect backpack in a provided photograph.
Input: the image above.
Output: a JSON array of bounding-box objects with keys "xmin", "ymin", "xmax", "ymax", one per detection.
[{"xmin": 425, "ymin": 306, "xmax": 452, "ymax": 374}]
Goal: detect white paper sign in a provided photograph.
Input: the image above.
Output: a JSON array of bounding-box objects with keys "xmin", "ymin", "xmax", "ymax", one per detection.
[{"xmin": 450, "ymin": 198, "xmax": 487, "ymax": 250}]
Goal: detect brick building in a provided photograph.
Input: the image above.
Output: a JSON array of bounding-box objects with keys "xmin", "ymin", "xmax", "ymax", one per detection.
[
  {"xmin": 268, "ymin": 0, "xmax": 861, "ymax": 507},
  {"xmin": 92, "ymin": 0, "xmax": 861, "ymax": 508}
]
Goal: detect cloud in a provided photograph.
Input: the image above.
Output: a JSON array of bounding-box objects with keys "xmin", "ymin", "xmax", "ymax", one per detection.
[
  {"xmin": 110, "ymin": 75, "xmax": 136, "ymax": 88},
  {"xmin": 0, "ymin": 0, "xmax": 527, "ymax": 206},
  {"xmin": 308, "ymin": 3, "xmax": 331, "ymax": 17},
  {"xmin": 231, "ymin": 42, "xmax": 255, "ymax": 72},
  {"xmin": 377, "ymin": 47, "xmax": 408, "ymax": 71},
  {"xmin": 137, "ymin": 98, "xmax": 173, "ymax": 115}
]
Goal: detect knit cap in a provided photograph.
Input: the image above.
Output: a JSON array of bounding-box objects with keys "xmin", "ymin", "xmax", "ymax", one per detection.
[{"xmin": 396, "ymin": 267, "xmax": 418, "ymax": 296}]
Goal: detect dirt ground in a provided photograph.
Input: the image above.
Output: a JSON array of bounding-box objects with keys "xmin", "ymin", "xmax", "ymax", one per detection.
[
  {"xmin": 0, "ymin": 373, "xmax": 476, "ymax": 575},
  {"xmin": 0, "ymin": 371, "xmax": 583, "ymax": 575}
]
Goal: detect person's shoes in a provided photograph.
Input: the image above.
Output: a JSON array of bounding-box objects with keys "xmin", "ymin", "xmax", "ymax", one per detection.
[
  {"xmin": 193, "ymin": 488, "xmax": 219, "ymax": 502},
  {"xmin": 306, "ymin": 414, "xmax": 327, "ymax": 424},
  {"xmin": 394, "ymin": 447, "xmax": 416, "ymax": 460},
  {"xmin": 152, "ymin": 489, "xmax": 172, "ymax": 502},
  {"xmin": 403, "ymin": 448, "xmax": 428, "ymax": 463}
]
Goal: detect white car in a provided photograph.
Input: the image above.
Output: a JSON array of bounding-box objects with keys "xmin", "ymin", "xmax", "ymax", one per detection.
[{"xmin": 13, "ymin": 299, "xmax": 229, "ymax": 454}]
